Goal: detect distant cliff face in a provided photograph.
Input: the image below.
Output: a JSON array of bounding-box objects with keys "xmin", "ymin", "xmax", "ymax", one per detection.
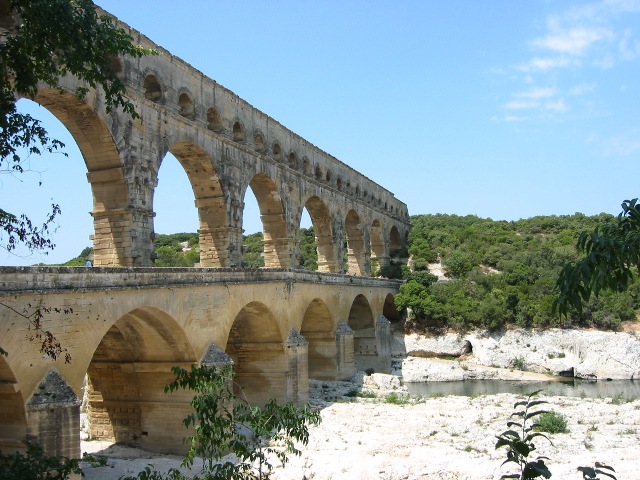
[{"xmin": 398, "ymin": 327, "xmax": 640, "ymax": 381}]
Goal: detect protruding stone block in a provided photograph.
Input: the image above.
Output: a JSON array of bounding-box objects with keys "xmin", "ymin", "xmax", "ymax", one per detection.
[
  {"xmin": 286, "ymin": 328, "xmax": 309, "ymax": 404},
  {"xmin": 335, "ymin": 320, "xmax": 355, "ymax": 380},
  {"xmin": 27, "ymin": 370, "xmax": 81, "ymax": 459}
]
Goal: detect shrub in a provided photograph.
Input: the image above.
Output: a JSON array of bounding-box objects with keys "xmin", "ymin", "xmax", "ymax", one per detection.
[
  {"xmin": 535, "ymin": 411, "xmax": 569, "ymax": 434},
  {"xmin": 0, "ymin": 442, "xmax": 82, "ymax": 480},
  {"xmin": 384, "ymin": 392, "xmax": 410, "ymax": 405},
  {"xmin": 511, "ymin": 356, "xmax": 526, "ymax": 371}
]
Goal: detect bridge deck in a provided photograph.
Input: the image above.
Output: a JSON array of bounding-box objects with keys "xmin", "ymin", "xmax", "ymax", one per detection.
[{"xmin": 0, "ymin": 267, "xmax": 402, "ymax": 292}]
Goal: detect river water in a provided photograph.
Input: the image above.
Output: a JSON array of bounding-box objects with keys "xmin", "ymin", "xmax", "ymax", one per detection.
[{"xmin": 406, "ymin": 378, "xmax": 640, "ymax": 399}]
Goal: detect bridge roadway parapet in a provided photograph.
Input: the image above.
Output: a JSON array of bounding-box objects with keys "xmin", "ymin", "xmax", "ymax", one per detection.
[
  {"xmin": 0, "ymin": 267, "xmax": 402, "ymax": 458},
  {"xmin": 0, "ymin": 266, "xmax": 402, "ymax": 292}
]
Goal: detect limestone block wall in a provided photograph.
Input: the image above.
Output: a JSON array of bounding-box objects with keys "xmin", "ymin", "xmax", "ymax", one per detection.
[{"xmin": 0, "ymin": 267, "xmax": 401, "ymax": 455}]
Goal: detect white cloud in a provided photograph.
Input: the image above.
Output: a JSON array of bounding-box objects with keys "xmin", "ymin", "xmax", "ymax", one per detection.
[
  {"xmin": 504, "ymin": 100, "xmax": 539, "ymax": 110},
  {"xmin": 532, "ymin": 26, "xmax": 613, "ymax": 56},
  {"xmin": 592, "ymin": 54, "xmax": 615, "ymax": 68},
  {"xmin": 619, "ymin": 28, "xmax": 640, "ymax": 60},
  {"xmin": 569, "ymin": 83, "xmax": 596, "ymax": 95},
  {"xmin": 514, "ymin": 87, "xmax": 556, "ymax": 99},
  {"xmin": 604, "ymin": 130, "xmax": 640, "ymax": 156},
  {"xmin": 604, "ymin": 0, "xmax": 640, "ymax": 13},
  {"xmin": 516, "ymin": 57, "xmax": 577, "ymax": 71},
  {"xmin": 505, "ymin": 115, "xmax": 528, "ymax": 122},
  {"xmin": 545, "ymin": 99, "xmax": 569, "ymax": 112}
]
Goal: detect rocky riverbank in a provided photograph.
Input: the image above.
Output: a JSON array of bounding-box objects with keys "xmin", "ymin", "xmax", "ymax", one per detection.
[
  {"xmin": 395, "ymin": 327, "xmax": 640, "ymax": 381},
  {"xmin": 80, "ymin": 374, "xmax": 640, "ymax": 480},
  {"xmin": 79, "ymin": 328, "xmax": 640, "ymax": 479}
]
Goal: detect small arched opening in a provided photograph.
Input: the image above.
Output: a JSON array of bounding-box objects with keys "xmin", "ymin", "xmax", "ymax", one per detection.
[
  {"xmin": 254, "ymin": 133, "xmax": 265, "ymax": 153},
  {"xmin": 288, "ymin": 152, "xmax": 298, "ymax": 170},
  {"xmin": 178, "ymin": 93, "xmax": 195, "ymax": 118},
  {"xmin": 143, "ymin": 74, "xmax": 163, "ymax": 101},
  {"xmin": 206, "ymin": 107, "xmax": 223, "ymax": 132},
  {"xmin": 272, "ymin": 142, "xmax": 282, "ymax": 160},
  {"xmin": 232, "ymin": 121, "xmax": 244, "ymax": 142}
]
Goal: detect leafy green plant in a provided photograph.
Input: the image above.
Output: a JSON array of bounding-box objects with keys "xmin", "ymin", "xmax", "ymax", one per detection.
[
  {"xmin": 384, "ymin": 392, "xmax": 410, "ymax": 405},
  {"xmin": 495, "ymin": 390, "xmax": 552, "ymax": 479},
  {"xmin": 81, "ymin": 452, "xmax": 109, "ymax": 468},
  {"xmin": 344, "ymin": 389, "xmax": 376, "ymax": 398},
  {"xmin": 0, "ymin": 442, "xmax": 82, "ymax": 480},
  {"xmin": 577, "ymin": 463, "xmax": 617, "ymax": 480},
  {"xmin": 535, "ymin": 411, "xmax": 568, "ymax": 434},
  {"xmin": 496, "ymin": 391, "xmax": 618, "ymax": 480},
  {"xmin": 511, "ymin": 356, "xmax": 527, "ymax": 371},
  {"xmin": 160, "ymin": 364, "xmax": 321, "ymax": 480}
]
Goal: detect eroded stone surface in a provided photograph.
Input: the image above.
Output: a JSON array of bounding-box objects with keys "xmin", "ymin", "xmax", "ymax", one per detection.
[{"xmin": 401, "ymin": 329, "xmax": 640, "ymax": 380}]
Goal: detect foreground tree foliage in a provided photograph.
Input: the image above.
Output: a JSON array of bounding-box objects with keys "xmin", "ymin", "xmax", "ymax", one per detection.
[
  {"xmin": 495, "ymin": 391, "xmax": 616, "ymax": 480},
  {"xmin": 0, "ymin": 0, "xmax": 152, "ymax": 254},
  {"xmin": 555, "ymin": 199, "xmax": 640, "ymax": 317},
  {"xmin": 0, "ymin": 442, "xmax": 82, "ymax": 480},
  {"xmin": 396, "ymin": 213, "xmax": 640, "ymax": 331},
  {"xmin": 120, "ymin": 364, "xmax": 321, "ymax": 480}
]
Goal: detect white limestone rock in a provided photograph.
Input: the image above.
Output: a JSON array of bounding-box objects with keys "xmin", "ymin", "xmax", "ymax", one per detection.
[{"xmin": 404, "ymin": 328, "xmax": 640, "ymax": 380}]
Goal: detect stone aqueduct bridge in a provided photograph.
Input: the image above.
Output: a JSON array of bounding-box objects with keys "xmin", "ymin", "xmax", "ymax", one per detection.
[
  {"xmin": 0, "ymin": 267, "xmax": 401, "ymax": 458},
  {"xmin": 27, "ymin": 8, "xmax": 411, "ymax": 272},
  {"xmin": 0, "ymin": 7, "xmax": 410, "ymax": 459}
]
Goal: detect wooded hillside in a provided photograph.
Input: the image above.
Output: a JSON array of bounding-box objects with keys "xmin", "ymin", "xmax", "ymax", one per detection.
[{"xmin": 398, "ymin": 213, "xmax": 640, "ymax": 331}]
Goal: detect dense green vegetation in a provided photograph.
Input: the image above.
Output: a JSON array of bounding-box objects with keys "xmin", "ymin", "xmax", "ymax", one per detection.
[
  {"xmin": 154, "ymin": 232, "xmax": 200, "ymax": 267},
  {"xmin": 146, "ymin": 228, "xmax": 319, "ymax": 269},
  {"xmin": 396, "ymin": 213, "xmax": 640, "ymax": 331},
  {"xmin": 61, "ymin": 212, "xmax": 640, "ymax": 331}
]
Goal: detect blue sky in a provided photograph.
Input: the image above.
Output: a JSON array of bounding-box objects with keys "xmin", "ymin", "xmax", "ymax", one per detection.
[{"xmin": 2, "ymin": 0, "xmax": 640, "ymax": 265}]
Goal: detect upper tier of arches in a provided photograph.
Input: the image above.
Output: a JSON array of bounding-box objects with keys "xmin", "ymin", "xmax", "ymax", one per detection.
[{"xmin": 14, "ymin": 8, "xmax": 410, "ymax": 273}]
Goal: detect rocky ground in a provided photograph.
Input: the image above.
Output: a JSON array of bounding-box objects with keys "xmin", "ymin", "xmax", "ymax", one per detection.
[{"xmin": 80, "ymin": 372, "xmax": 640, "ymax": 480}]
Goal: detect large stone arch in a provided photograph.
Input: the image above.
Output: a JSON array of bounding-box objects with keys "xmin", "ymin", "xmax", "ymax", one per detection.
[
  {"xmin": 246, "ymin": 173, "xmax": 290, "ymax": 268},
  {"xmin": 164, "ymin": 141, "xmax": 229, "ymax": 266},
  {"xmin": 370, "ymin": 219, "xmax": 386, "ymax": 275},
  {"xmin": 389, "ymin": 225, "xmax": 403, "ymax": 254},
  {"xmin": 0, "ymin": 357, "xmax": 27, "ymax": 453},
  {"xmin": 383, "ymin": 293, "xmax": 402, "ymax": 323},
  {"xmin": 29, "ymin": 89, "xmax": 131, "ymax": 266},
  {"xmin": 300, "ymin": 298, "xmax": 336, "ymax": 380},
  {"xmin": 348, "ymin": 294, "xmax": 376, "ymax": 371},
  {"xmin": 303, "ymin": 196, "xmax": 338, "ymax": 273},
  {"xmin": 225, "ymin": 302, "xmax": 287, "ymax": 405},
  {"xmin": 345, "ymin": 209, "xmax": 367, "ymax": 275},
  {"xmin": 86, "ymin": 307, "xmax": 196, "ymax": 454}
]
